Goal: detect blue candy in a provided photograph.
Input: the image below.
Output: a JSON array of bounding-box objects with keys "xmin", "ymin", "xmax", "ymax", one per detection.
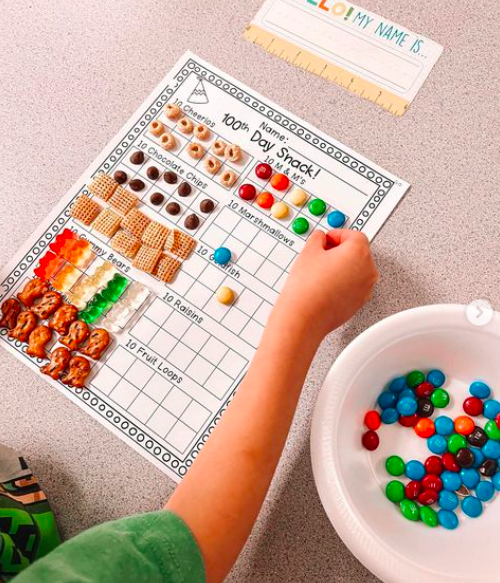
[
  {"xmin": 470, "ymin": 381, "xmax": 491, "ymax": 399},
  {"xmin": 388, "ymin": 376, "xmax": 406, "ymax": 394},
  {"xmin": 381, "ymin": 408, "xmax": 398, "ymax": 424},
  {"xmin": 427, "ymin": 434, "xmax": 448, "ymax": 454},
  {"xmin": 475, "ymin": 480, "xmax": 495, "ymax": 502},
  {"xmin": 377, "ymin": 391, "xmax": 397, "ymax": 410},
  {"xmin": 427, "ymin": 369, "xmax": 446, "ymax": 388},
  {"xmin": 441, "ymin": 471, "xmax": 462, "ymax": 491},
  {"xmin": 213, "ymin": 247, "xmax": 232, "ymax": 266},
  {"xmin": 437, "ymin": 509, "xmax": 459, "ymax": 529},
  {"xmin": 398, "ymin": 389, "xmax": 415, "ymax": 400},
  {"xmin": 483, "ymin": 399, "xmax": 500, "ymax": 420},
  {"xmin": 438, "ymin": 490, "xmax": 459, "ymax": 511},
  {"xmin": 397, "ymin": 397, "xmax": 417, "ymax": 417},
  {"xmin": 405, "ymin": 460, "xmax": 426, "ymax": 481},
  {"xmin": 434, "ymin": 416, "xmax": 454, "ymax": 436},
  {"xmin": 492, "ymin": 472, "xmax": 500, "ymax": 491},
  {"xmin": 460, "ymin": 468, "xmax": 480, "ymax": 489},
  {"xmin": 482, "ymin": 440, "xmax": 500, "ymax": 460},
  {"xmin": 461, "ymin": 495, "xmax": 483, "ymax": 518},
  {"xmin": 326, "ymin": 210, "xmax": 346, "ymax": 228},
  {"xmin": 471, "ymin": 447, "xmax": 485, "ymax": 469}
]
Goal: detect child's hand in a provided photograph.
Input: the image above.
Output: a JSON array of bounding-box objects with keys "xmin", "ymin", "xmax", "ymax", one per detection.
[{"xmin": 276, "ymin": 229, "xmax": 378, "ymax": 339}]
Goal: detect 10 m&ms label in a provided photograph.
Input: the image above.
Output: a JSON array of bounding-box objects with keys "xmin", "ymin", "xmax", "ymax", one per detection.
[{"xmin": 362, "ymin": 370, "xmax": 500, "ymax": 529}]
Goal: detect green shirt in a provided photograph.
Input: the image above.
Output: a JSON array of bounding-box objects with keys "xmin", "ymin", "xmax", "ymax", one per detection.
[{"xmin": 14, "ymin": 511, "xmax": 205, "ymax": 583}]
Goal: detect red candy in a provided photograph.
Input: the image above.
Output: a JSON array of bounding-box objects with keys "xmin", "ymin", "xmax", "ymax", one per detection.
[
  {"xmin": 364, "ymin": 410, "xmax": 381, "ymax": 431},
  {"xmin": 414, "ymin": 418, "xmax": 435, "ymax": 438},
  {"xmin": 405, "ymin": 480, "xmax": 421, "ymax": 500},
  {"xmin": 424, "ymin": 455, "xmax": 444, "ymax": 475},
  {"xmin": 415, "ymin": 382, "xmax": 434, "ymax": 398},
  {"xmin": 442, "ymin": 452, "xmax": 460, "ymax": 472},
  {"xmin": 270, "ymin": 173, "xmax": 289, "ymax": 191},
  {"xmin": 255, "ymin": 163, "xmax": 273, "ymax": 180},
  {"xmin": 422, "ymin": 474, "xmax": 443, "ymax": 492},
  {"xmin": 496, "ymin": 414, "xmax": 500, "ymax": 431},
  {"xmin": 463, "ymin": 396, "xmax": 484, "ymax": 417},
  {"xmin": 361, "ymin": 430, "xmax": 379, "ymax": 451},
  {"xmin": 417, "ymin": 489, "xmax": 438, "ymax": 506},
  {"xmin": 239, "ymin": 184, "xmax": 257, "ymax": 201},
  {"xmin": 256, "ymin": 191, "xmax": 275, "ymax": 209},
  {"xmin": 399, "ymin": 414, "xmax": 419, "ymax": 427}
]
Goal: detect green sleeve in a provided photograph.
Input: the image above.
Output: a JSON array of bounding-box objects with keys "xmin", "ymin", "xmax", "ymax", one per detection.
[{"xmin": 13, "ymin": 511, "xmax": 205, "ymax": 583}]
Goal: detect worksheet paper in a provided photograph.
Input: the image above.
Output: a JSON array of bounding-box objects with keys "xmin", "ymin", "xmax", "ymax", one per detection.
[
  {"xmin": 245, "ymin": 0, "xmax": 443, "ymax": 115},
  {"xmin": 0, "ymin": 52, "xmax": 409, "ymax": 482}
]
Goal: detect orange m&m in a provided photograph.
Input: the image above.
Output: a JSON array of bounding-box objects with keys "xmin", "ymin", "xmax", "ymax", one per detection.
[
  {"xmin": 270, "ymin": 173, "xmax": 289, "ymax": 191},
  {"xmin": 256, "ymin": 191, "xmax": 274, "ymax": 209},
  {"xmin": 414, "ymin": 418, "xmax": 435, "ymax": 438},
  {"xmin": 454, "ymin": 415, "xmax": 475, "ymax": 435}
]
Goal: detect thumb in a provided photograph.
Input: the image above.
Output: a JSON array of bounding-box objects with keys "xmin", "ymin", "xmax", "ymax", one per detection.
[{"xmin": 305, "ymin": 229, "xmax": 327, "ymax": 250}]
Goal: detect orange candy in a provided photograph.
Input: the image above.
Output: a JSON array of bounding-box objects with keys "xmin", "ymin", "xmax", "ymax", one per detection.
[
  {"xmin": 454, "ymin": 415, "xmax": 475, "ymax": 435},
  {"xmin": 270, "ymin": 173, "xmax": 289, "ymax": 191},
  {"xmin": 256, "ymin": 191, "xmax": 275, "ymax": 209},
  {"xmin": 414, "ymin": 418, "xmax": 435, "ymax": 438}
]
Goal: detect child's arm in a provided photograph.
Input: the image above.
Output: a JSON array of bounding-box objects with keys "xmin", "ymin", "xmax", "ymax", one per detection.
[{"xmin": 166, "ymin": 229, "xmax": 378, "ymax": 583}]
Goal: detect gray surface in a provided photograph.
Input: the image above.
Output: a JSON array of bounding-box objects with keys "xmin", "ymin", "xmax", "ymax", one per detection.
[{"xmin": 0, "ymin": 1, "xmax": 499, "ymax": 581}]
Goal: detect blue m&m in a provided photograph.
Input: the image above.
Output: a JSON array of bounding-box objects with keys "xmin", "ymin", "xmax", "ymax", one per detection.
[
  {"xmin": 434, "ymin": 415, "xmax": 454, "ymax": 436},
  {"xmin": 461, "ymin": 496, "xmax": 483, "ymax": 518},
  {"xmin": 438, "ymin": 490, "xmax": 459, "ymax": 511},
  {"xmin": 427, "ymin": 369, "xmax": 446, "ymax": 388},
  {"xmin": 438, "ymin": 509, "xmax": 459, "ymax": 529},
  {"xmin": 213, "ymin": 247, "xmax": 232, "ymax": 265},
  {"xmin": 405, "ymin": 460, "xmax": 425, "ymax": 481},
  {"xmin": 475, "ymin": 480, "xmax": 495, "ymax": 502},
  {"xmin": 397, "ymin": 397, "xmax": 417, "ymax": 417},
  {"xmin": 483, "ymin": 399, "xmax": 500, "ymax": 420},
  {"xmin": 327, "ymin": 210, "xmax": 346, "ymax": 228},
  {"xmin": 427, "ymin": 434, "xmax": 448, "ymax": 454},
  {"xmin": 470, "ymin": 381, "xmax": 491, "ymax": 399}
]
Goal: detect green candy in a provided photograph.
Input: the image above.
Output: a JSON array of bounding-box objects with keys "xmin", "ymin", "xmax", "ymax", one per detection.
[
  {"xmin": 419, "ymin": 505, "xmax": 438, "ymax": 527},
  {"xmin": 90, "ymin": 293, "xmax": 108, "ymax": 311},
  {"xmin": 386, "ymin": 455, "xmax": 405, "ymax": 476},
  {"xmin": 103, "ymin": 274, "xmax": 128, "ymax": 302},
  {"xmin": 400, "ymin": 499, "xmax": 419, "ymax": 521},
  {"xmin": 386, "ymin": 480, "xmax": 405, "ymax": 503},
  {"xmin": 292, "ymin": 217, "xmax": 309, "ymax": 235},
  {"xmin": 78, "ymin": 311, "xmax": 92, "ymax": 324},
  {"xmin": 308, "ymin": 198, "xmax": 326, "ymax": 216},
  {"xmin": 448, "ymin": 433, "xmax": 467, "ymax": 454},
  {"xmin": 431, "ymin": 388, "xmax": 450, "ymax": 408},
  {"xmin": 485, "ymin": 420, "xmax": 500, "ymax": 440},
  {"xmin": 406, "ymin": 370, "xmax": 425, "ymax": 388}
]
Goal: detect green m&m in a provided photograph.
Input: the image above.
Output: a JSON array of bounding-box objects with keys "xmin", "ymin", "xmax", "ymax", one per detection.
[
  {"xmin": 308, "ymin": 198, "xmax": 326, "ymax": 216},
  {"xmin": 419, "ymin": 505, "xmax": 438, "ymax": 527},
  {"xmin": 406, "ymin": 370, "xmax": 425, "ymax": 388},
  {"xmin": 386, "ymin": 480, "xmax": 405, "ymax": 503},
  {"xmin": 386, "ymin": 455, "xmax": 405, "ymax": 476},
  {"xmin": 448, "ymin": 433, "xmax": 467, "ymax": 454},
  {"xmin": 431, "ymin": 388, "xmax": 450, "ymax": 408},
  {"xmin": 485, "ymin": 420, "xmax": 500, "ymax": 440},
  {"xmin": 292, "ymin": 217, "xmax": 309, "ymax": 235},
  {"xmin": 400, "ymin": 499, "xmax": 419, "ymax": 521}
]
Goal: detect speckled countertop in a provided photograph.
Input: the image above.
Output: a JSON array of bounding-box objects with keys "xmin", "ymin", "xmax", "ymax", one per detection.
[{"xmin": 1, "ymin": 1, "xmax": 499, "ymax": 581}]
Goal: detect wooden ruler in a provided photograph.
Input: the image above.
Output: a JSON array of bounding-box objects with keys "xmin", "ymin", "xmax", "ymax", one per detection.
[{"xmin": 244, "ymin": 24, "xmax": 410, "ymax": 116}]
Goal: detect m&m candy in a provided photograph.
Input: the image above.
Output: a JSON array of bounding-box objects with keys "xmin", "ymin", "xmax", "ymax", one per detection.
[
  {"xmin": 455, "ymin": 448, "xmax": 474, "ymax": 469},
  {"xmin": 454, "ymin": 416, "xmax": 475, "ymax": 435},
  {"xmin": 420, "ymin": 505, "xmax": 438, "ymax": 527},
  {"xmin": 418, "ymin": 489, "xmax": 438, "ymax": 506},
  {"xmin": 439, "ymin": 490, "xmax": 459, "ymax": 511},
  {"xmin": 378, "ymin": 391, "xmax": 397, "ymax": 409},
  {"xmin": 448, "ymin": 434, "xmax": 467, "ymax": 454},
  {"xmin": 484, "ymin": 399, "xmax": 500, "ymax": 420},
  {"xmin": 485, "ymin": 419, "xmax": 500, "ymax": 439},
  {"xmin": 475, "ymin": 480, "xmax": 495, "ymax": 502},
  {"xmin": 479, "ymin": 459, "xmax": 498, "ymax": 477},
  {"xmin": 438, "ymin": 509, "xmax": 459, "ymax": 529},
  {"xmin": 425, "ymin": 455, "xmax": 444, "ymax": 475},
  {"xmin": 399, "ymin": 414, "xmax": 419, "ymax": 427},
  {"xmin": 442, "ymin": 452, "xmax": 460, "ymax": 472},
  {"xmin": 397, "ymin": 397, "xmax": 417, "ymax": 417},
  {"xmin": 427, "ymin": 369, "xmax": 445, "ymax": 388},
  {"xmin": 255, "ymin": 163, "xmax": 273, "ymax": 180},
  {"xmin": 381, "ymin": 408, "xmax": 398, "ymax": 424},
  {"xmin": 415, "ymin": 382, "xmax": 434, "ymax": 399},
  {"xmin": 270, "ymin": 173, "xmax": 289, "ymax": 190},
  {"xmin": 327, "ymin": 210, "xmax": 346, "ymax": 228},
  {"xmin": 213, "ymin": 247, "xmax": 232, "ymax": 266},
  {"xmin": 441, "ymin": 471, "xmax": 462, "ymax": 491},
  {"xmin": 400, "ymin": 499, "xmax": 419, "ymax": 521},
  {"xmin": 386, "ymin": 455, "xmax": 405, "ymax": 476},
  {"xmin": 482, "ymin": 439, "xmax": 500, "ymax": 459},
  {"xmin": 470, "ymin": 381, "xmax": 491, "ymax": 399},
  {"xmin": 435, "ymin": 415, "xmax": 454, "ymax": 436},
  {"xmin": 389, "ymin": 377, "xmax": 406, "ymax": 393},
  {"xmin": 407, "ymin": 370, "xmax": 425, "ymax": 388},
  {"xmin": 405, "ymin": 460, "xmax": 426, "ymax": 481},
  {"xmin": 361, "ymin": 430, "xmax": 379, "ymax": 451},
  {"xmin": 386, "ymin": 480, "xmax": 405, "ymax": 503},
  {"xmin": 463, "ymin": 397, "xmax": 484, "ymax": 416},
  {"xmin": 422, "ymin": 474, "xmax": 443, "ymax": 492},
  {"xmin": 239, "ymin": 184, "xmax": 257, "ymax": 200},
  {"xmin": 467, "ymin": 426, "xmax": 488, "ymax": 447},
  {"xmin": 431, "ymin": 389, "xmax": 450, "ymax": 408},
  {"xmin": 364, "ymin": 410, "xmax": 381, "ymax": 431},
  {"xmin": 417, "ymin": 398, "xmax": 434, "ymax": 418},
  {"xmin": 292, "ymin": 217, "xmax": 309, "ymax": 235},
  {"xmin": 415, "ymin": 418, "xmax": 435, "ymax": 438},
  {"xmin": 256, "ymin": 191, "xmax": 274, "ymax": 208},
  {"xmin": 405, "ymin": 480, "xmax": 421, "ymax": 500},
  {"xmin": 461, "ymin": 496, "xmax": 483, "ymax": 518},
  {"xmin": 460, "ymin": 468, "xmax": 480, "ymax": 489},
  {"xmin": 427, "ymin": 435, "xmax": 448, "ymax": 455},
  {"xmin": 308, "ymin": 198, "xmax": 326, "ymax": 216}
]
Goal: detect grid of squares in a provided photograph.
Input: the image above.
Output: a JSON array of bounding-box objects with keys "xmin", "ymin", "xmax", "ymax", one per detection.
[
  {"xmin": 91, "ymin": 344, "xmax": 213, "ymax": 455},
  {"xmin": 129, "ymin": 297, "xmax": 249, "ymax": 398},
  {"xmin": 236, "ymin": 160, "xmax": 350, "ymax": 240}
]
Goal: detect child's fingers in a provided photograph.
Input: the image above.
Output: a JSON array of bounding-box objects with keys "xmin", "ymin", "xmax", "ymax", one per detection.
[
  {"xmin": 326, "ymin": 229, "xmax": 369, "ymax": 249},
  {"xmin": 304, "ymin": 229, "xmax": 326, "ymax": 250}
]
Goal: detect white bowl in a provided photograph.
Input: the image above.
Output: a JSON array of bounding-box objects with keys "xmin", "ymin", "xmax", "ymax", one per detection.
[{"xmin": 311, "ymin": 304, "xmax": 500, "ymax": 583}]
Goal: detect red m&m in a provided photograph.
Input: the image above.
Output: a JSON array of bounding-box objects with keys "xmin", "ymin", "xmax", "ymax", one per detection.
[
  {"xmin": 239, "ymin": 184, "xmax": 257, "ymax": 201},
  {"xmin": 255, "ymin": 163, "xmax": 273, "ymax": 180},
  {"xmin": 361, "ymin": 430, "xmax": 379, "ymax": 451},
  {"xmin": 463, "ymin": 397, "xmax": 483, "ymax": 417},
  {"xmin": 364, "ymin": 410, "xmax": 381, "ymax": 431}
]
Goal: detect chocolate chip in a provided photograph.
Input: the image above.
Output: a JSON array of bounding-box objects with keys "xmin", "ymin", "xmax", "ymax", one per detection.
[
  {"xmin": 114, "ymin": 170, "xmax": 128, "ymax": 184},
  {"xmin": 166, "ymin": 202, "xmax": 181, "ymax": 215},
  {"xmin": 164, "ymin": 171, "xmax": 178, "ymax": 184},
  {"xmin": 147, "ymin": 166, "xmax": 159, "ymax": 180},
  {"xmin": 130, "ymin": 151, "xmax": 144, "ymax": 165},
  {"xmin": 129, "ymin": 178, "xmax": 145, "ymax": 192},
  {"xmin": 150, "ymin": 192, "xmax": 165, "ymax": 206},
  {"xmin": 184, "ymin": 213, "xmax": 200, "ymax": 230},
  {"xmin": 199, "ymin": 199, "xmax": 215, "ymax": 213},
  {"xmin": 178, "ymin": 182, "xmax": 192, "ymax": 197}
]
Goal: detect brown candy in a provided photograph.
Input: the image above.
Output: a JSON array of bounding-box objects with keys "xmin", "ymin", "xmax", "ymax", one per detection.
[
  {"xmin": 147, "ymin": 166, "xmax": 160, "ymax": 180},
  {"xmin": 114, "ymin": 170, "xmax": 128, "ymax": 184},
  {"xmin": 0, "ymin": 298, "xmax": 22, "ymax": 329},
  {"xmin": 60, "ymin": 320, "xmax": 90, "ymax": 351},
  {"xmin": 61, "ymin": 356, "xmax": 91, "ymax": 389},
  {"xmin": 27, "ymin": 325, "xmax": 52, "ymax": 359},
  {"xmin": 150, "ymin": 193, "xmax": 165, "ymax": 206},
  {"xmin": 199, "ymin": 199, "xmax": 215, "ymax": 213},
  {"xmin": 31, "ymin": 292, "xmax": 62, "ymax": 319},
  {"xmin": 49, "ymin": 304, "xmax": 78, "ymax": 335},
  {"xmin": 129, "ymin": 179, "xmax": 145, "ymax": 192},
  {"xmin": 130, "ymin": 151, "xmax": 144, "ymax": 165},
  {"xmin": 8, "ymin": 311, "xmax": 37, "ymax": 342},
  {"xmin": 17, "ymin": 278, "xmax": 50, "ymax": 307},
  {"xmin": 184, "ymin": 214, "xmax": 200, "ymax": 230},
  {"xmin": 80, "ymin": 328, "xmax": 110, "ymax": 360},
  {"xmin": 41, "ymin": 347, "xmax": 71, "ymax": 380},
  {"xmin": 164, "ymin": 171, "xmax": 178, "ymax": 184},
  {"xmin": 178, "ymin": 182, "xmax": 192, "ymax": 197},
  {"xmin": 166, "ymin": 202, "xmax": 181, "ymax": 215}
]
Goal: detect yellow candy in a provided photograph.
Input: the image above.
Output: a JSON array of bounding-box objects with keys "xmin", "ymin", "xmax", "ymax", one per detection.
[
  {"xmin": 290, "ymin": 188, "xmax": 307, "ymax": 206},
  {"xmin": 271, "ymin": 202, "xmax": 289, "ymax": 219},
  {"xmin": 216, "ymin": 286, "xmax": 234, "ymax": 305}
]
